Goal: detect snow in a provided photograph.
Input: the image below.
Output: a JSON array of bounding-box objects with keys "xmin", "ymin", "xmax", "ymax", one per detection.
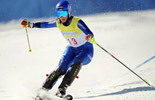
[{"xmin": 0, "ymin": 10, "xmax": 155, "ymax": 100}]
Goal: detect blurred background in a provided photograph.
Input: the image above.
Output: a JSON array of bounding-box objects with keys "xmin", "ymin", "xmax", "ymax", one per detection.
[{"xmin": 0, "ymin": 0, "xmax": 155, "ymax": 22}]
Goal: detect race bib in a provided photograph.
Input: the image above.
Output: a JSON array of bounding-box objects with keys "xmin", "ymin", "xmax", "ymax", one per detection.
[{"xmin": 62, "ymin": 32, "xmax": 87, "ymax": 47}]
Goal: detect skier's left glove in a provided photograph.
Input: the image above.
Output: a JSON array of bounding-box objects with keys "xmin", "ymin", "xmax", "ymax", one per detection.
[
  {"xmin": 21, "ymin": 19, "xmax": 32, "ymax": 28},
  {"xmin": 85, "ymin": 34, "xmax": 96, "ymax": 44}
]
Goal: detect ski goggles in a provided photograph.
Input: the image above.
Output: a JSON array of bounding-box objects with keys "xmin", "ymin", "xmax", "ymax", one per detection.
[{"xmin": 56, "ymin": 11, "xmax": 68, "ymax": 18}]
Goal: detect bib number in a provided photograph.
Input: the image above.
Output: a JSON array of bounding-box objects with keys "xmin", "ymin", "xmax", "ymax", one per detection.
[{"xmin": 67, "ymin": 38, "xmax": 77, "ymax": 45}]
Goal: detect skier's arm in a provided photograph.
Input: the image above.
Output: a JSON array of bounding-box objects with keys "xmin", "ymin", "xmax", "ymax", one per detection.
[
  {"xmin": 32, "ymin": 19, "xmax": 57, "ymax": 28},
  {"xmin": 77, "ymin": 19, "xmax": 94, "ymax": 36},
  {"xmin": 77, "ymin": 19, "xmax": 95, "ymax": 42}
]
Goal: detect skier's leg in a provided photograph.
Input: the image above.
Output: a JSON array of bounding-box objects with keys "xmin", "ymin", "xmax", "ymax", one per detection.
[
  {"xmin": 36, "ymin": 46, "xmax": 75, "ymax": 99},
  {"xmin": 35, "ymin": 67, "xmax": 63, "ymax": 100},
  {"xmin": 58, "ymin": 46, "xmax": 75, "ymax": 75},
  {"xmin": 57, "ymin": 62, "xmax": 82, "ymax": 96},
  {"xmin": 42, "ymin": 46, "xmax": 75, "ymax": 90},
  {"xmin": 56, "ymin": 45, "xmax": 93, "ymax": 96}
]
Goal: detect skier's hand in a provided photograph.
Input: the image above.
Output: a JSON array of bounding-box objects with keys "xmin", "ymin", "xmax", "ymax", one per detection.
[
  {"xmin": 85, "ymin": 34, "xmax": 93, "ymax": 42},
  {"xmin": 85, "ymin": 34, "xmax": 97, "ymax": 44},
  {"xmin": 21, "ymin": 19, "xmax": 32, "ymax": 28}
]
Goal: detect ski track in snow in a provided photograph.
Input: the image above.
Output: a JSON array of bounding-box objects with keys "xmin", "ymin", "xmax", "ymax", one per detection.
[{"xmin": 0, "ymin": 10, "xmax": 155, "ymax": 100}]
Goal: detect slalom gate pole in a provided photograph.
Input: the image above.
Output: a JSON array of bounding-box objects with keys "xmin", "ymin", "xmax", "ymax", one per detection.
[
  {"xmin": 91, "ymin": 38, "xmax": 151, "ymax": 86},
  {"xmin": 25, "ymin": 28, "xmax": 32, "ymax": 52}
]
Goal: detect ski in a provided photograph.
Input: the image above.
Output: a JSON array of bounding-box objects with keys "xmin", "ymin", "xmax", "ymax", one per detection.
[{"xmin": 35, "ymin": 94, "xmax": 73, "ymax": 100}]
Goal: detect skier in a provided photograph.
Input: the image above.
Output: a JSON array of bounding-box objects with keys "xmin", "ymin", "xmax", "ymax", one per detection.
[{"xmin": 21, "ymin": 0, "xmax": 95, "ymax": 98}]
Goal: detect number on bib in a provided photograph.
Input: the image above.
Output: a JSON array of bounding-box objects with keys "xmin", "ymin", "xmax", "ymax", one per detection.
[{"xmin": 67, "ymin": 38, "xmax": 78, "ymax": 45}]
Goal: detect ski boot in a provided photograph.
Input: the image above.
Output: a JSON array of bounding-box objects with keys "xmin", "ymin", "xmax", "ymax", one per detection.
[
  {"xmin": 56, "ymin": 62, "xmax": 82, "ymax": 97},
  {"xmin": 56, "ymin": 87, "xmax": 67, "ymax": 98}
]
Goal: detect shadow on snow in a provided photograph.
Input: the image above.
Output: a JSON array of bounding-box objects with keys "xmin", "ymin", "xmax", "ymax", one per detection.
[{"xmin": 75, "ymin": 86, "xmax": 155, "ymax": 99}]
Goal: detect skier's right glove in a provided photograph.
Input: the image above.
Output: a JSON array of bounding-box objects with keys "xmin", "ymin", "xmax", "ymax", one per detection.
[{"xmin": 21, "ymin": 19, "xmax": 32, "ymax": 28}]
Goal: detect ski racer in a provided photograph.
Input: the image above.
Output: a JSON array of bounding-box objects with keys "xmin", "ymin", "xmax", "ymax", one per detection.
[{"xmin": 21, "ymin": 0, "xmax": 96, "ymax": 98}]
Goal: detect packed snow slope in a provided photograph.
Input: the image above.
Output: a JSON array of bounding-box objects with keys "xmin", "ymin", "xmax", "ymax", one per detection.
[{"xmin": 0, "ymin": 10, "xmax": 155, "ymax": 100}]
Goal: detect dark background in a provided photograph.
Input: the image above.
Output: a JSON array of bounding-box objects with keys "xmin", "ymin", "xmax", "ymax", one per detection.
[{"xmin": 0, "ymin": 0, "xmax": 155, "ymax": 22}]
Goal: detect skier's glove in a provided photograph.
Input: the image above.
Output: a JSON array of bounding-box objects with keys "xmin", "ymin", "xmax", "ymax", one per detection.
[
  {"xmin": 85, "ymin": 34, "xmax": 97, "ymax": 44},
  {"xmin": 85, "ymin": 34, "xmax": 93, "ymax": 42},
  {"xmin": 21, "ymin": 19, "xmax": 32, "ymax": 28}
]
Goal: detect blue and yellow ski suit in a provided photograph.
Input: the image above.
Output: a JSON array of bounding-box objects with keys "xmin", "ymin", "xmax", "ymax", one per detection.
[{"xmin": 33, "ymin": 16, "xmax": 94, "ymax": 74}]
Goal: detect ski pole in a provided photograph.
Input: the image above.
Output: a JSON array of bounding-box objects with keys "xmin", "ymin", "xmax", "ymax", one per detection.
[
  {"xmin": 25, "ymin": 28, "xmax": 32, "ymax": 52},
  {"xmin": 90, "ymin": 37, "xmax": 151, "ymax": 86}
]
